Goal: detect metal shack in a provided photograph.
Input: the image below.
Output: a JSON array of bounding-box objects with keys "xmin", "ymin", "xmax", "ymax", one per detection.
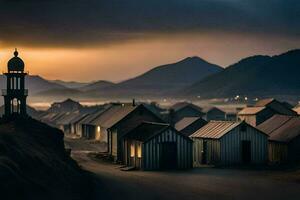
[
  {"xmin": 257, "ymin": 115, "xmax": 300, "ymax": 163},
  {"xmin": 175, "ymin": 117, "xmax": 207, "ymax": 136},
  {"xmin": 123, "ymin": 122, "xmax": 193, "ymax": 170},
  {"xmin": 190, "ymin": 121, "xmax": 268, "ymax": 166},
  {"xmin": 202, "ymin": 107, "xmax": 226, "ymax": 121}
]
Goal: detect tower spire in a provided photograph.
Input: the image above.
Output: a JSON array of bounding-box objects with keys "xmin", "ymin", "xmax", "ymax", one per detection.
[{"xmin": 14, "ymin": 48, "xmax": 18, "ymax": 57}]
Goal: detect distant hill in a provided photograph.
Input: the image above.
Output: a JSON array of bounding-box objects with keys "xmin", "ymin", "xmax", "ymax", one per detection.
[
  {"xmin": 182, "ymin": 49, "xmax": 300, "ymax": 98},
  {"xmin": 35, "ymin": 88, "xmax": 82, "ymax": 97},
  {"xmin": 0, "ymin": 75, "xmax": 66, "ymax": 95},
  {"xmin": 50, "ymin": 80, "xmax": 90, "ymax": 89},
  {"xmin": 91, "ymin": 57, "xmax": 223, "ymax": 97},
  {"xmin": 80, "ymin": 80, "xmax": 115, "ymax": 91}
]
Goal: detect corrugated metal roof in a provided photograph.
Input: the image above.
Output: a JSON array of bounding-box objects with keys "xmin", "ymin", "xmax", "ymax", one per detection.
[
  {"xmin": 255, "ymin": 98, "xmax": 275, "ymax": 107},
  {"xmin": 79, "ymin": 108, "xmax": 108, "ymax": 124},
  {"xmin": 125, "ymin": 122, "xmax": 169, "ymax": 142},
  {"xmin": 202, "ymin": 107, "xmax": 225, "ymax": 113},
  {"xmin": 56, "ymin": 112, "xmax": 82, "ymax": 125},
  {"xmin": 257, "ymin": 115, "xmax": 292, "ymax": 134},
  {"xmin": 69, "ymin": 113, "xmax": 89, "ymax": 124},
  {"xmin": 257, "ymin": 114, "xmax": 300, "ymax": 142},
  {"xmin": 190, "ymin": 121, "xmax": 241, "ymax": 139},
  {"xmin": 90, "ymin": 105, "xmax": 138, "ymax": 128},
  {"xmin": 175, "ymin": 117, "xmax": 200, "ymax": 131},
  {"xmin": 238, "ymin": 107, "xmax": 266, "ymax": 115}
]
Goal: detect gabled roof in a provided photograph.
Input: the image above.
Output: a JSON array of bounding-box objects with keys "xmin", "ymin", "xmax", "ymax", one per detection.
[
  {"xmin": 282, "ymin": 102, "xmax": 294, "ymax": 110},
  {"xmin": 55, "ymin": 98, "xmax": 80, "ymax": 105},
  {"xmin": 257, "ymin": 115, "xmax": 300, "ymax": 142},
  {"xmin": 175, "ymin": 117, "xmax": 205, "ymax": 131},
  {"xmin": 255, "ymin": 98, "xmax": 275, "ymax": 107},
  {"xmin": 69, "ymin": 113, "xmax": 89, "ymax": 124},
  {"xmin": 124, "ymin": 122, "xmax": 169, "ymax": 142},
  {"xmin": 79, "ymin": 108, "xmax": 108, "ymax": 124},
  {"xmin": 170, "ymin": 102, "xmax": 202, "ymax": 113},
  {"xmin": 40, "ymin": 112, "xmax": 59, "ymax": 122},
  {"xmin": 90, "ymin": 104, "xmax": 137, "ymax": 128},
  {"xmin": 202, "ymin": 106, "xmax": 225, "ymax": 113},
  {"xmin": 190, "ymin": 121, "xmax": 242, "ymax": 139},
  {"xmin": 238, "ymin": 107, "xmax": 266, "ymax": 115},
  {"xmin": 56, "ymin": 111, "xmax": 85, "ymax": 125},
  {"xmin": 254, "ymin": 98, "xmax": 297, "ymax": 116}
]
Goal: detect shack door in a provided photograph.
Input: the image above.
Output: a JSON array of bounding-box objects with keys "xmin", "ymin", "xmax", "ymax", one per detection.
[
  {"xmin": 201, "ymin": 140, "xmax": 208, "ymax": 164},
  {"xmin": 242, "ymin": 141, "xmax": 251, "ymax": 164},
  {"xmin": 160, "ymin": 142, "xmax": 177, "ymax": 169}
]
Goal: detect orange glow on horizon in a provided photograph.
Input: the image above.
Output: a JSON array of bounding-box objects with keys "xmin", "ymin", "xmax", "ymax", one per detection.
[{"xmin": 0, "ymin": 32, "xmax": 299, "ymax": 82}]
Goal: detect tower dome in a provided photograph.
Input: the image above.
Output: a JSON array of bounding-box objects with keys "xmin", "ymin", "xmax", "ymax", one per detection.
[{"xmin": 7, "ymin": 49, "xmax": 25, "ymax": 72}]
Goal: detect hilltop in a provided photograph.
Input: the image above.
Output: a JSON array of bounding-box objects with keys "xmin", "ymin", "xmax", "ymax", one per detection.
[
  {"xmin": 182, "ymin": 49, "xmax": 300, "ymax": 98},
  {"xmin": 90, "ymin": 56, "xmax": 223, "ymax": 97},
  {"xmin": 0, "ymin": 117, "xmax": 92, "ymax": 200}
]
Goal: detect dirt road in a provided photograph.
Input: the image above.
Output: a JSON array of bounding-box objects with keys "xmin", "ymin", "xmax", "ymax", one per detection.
[{"xmin": 71, "ymin": 150, "xmax": 300, "ymax": 200}]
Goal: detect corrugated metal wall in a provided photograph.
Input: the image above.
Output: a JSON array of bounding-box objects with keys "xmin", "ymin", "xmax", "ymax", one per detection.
[
  {"xmin": 192, "ymin": 125, "xmax": 268, "ymax": 166},
  {"xmin": 192, "ymin": 139, "xmax": 220, "ymax": 166},
  {"xmin": 143, "ymin": 129, "xmax": 192, "ymax": 170},
  {"xmin": 220, "ymin": 125, "xmax": 268, "ymax": 165},
  {"xmin": 268, "ymin": 141, "xmax": 288, "ymax": 164}
]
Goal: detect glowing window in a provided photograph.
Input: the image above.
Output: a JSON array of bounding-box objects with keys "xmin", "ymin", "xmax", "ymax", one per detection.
[
  {"xmin": 97, "ymin": 126, "xmax": 101, "ymax": 133},
  {"xmin": 137, "ymin": 143, "xmax": 142, "ymax": 158},
  {"xmin": 130, "ymin": 144, "xmax": 135, "ymax": 157}
]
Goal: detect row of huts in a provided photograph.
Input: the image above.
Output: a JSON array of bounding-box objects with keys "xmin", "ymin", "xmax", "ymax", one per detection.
[{"xmin": 38, "ymin": 98, "xmax": 300, "ymax": 170}]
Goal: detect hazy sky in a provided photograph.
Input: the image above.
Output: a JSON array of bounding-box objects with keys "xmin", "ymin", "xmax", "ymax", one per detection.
[{"xmin": 0, "ymin": 0, "xmax": 299, "ymax": 82}]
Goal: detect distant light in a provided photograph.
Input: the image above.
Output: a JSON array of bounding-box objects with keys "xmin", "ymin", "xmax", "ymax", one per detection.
[
  {"xmin": 197, "ymin": 95, "xmax": 201, "ymax": 99},
  {"xmin": 97, "ymin": 126, "xmax": 100, "ymax": 133},
  {"xmin": 245, "ymin": 97, "xmax": 248, "ymax": 101}
]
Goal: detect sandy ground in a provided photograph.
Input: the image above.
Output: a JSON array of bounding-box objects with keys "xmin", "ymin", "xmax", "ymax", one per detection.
[{"xmin": 65, "ymin": 138, "xmax": 300, "ymax": 200}]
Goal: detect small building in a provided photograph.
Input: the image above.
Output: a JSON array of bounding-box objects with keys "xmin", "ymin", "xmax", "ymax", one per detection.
[
  {"xmin": 69, "ymin": 113, "xmax": 89, "ymax": 135},
  {"xmin": 175, "ymin": 117, "xmax": 207, "ymax": 136},
  {"xmin": 55, "ymin": 111, "xmax": 85, "ymax": 134},
  {"xmin": 169, "ymin": 102, "xmax": 204, "ymax": 124},
  {"xmin": 190, "ymin": 121, "xmax": 268, "ymax": 166},
  {"xmin": 257, "ymin": 115, "xmax": 300, "ymax": 163},
  {"xmin": 80, "ymin": 108, "xmax": 108, "ymax": 139},
  {"xmin": 123, "ymin": 122, "xmax": 193, "ymax": 170},
  {"xmin": 255, "ymin": 98, "xmax": 297, "ymax": 116},
  {"xmin": 202, "ymin": 107, "xmax": 226, "ymax": 121},
  {"xmin": 105, "ymin": 104, "xmax": 164, "ymax": 161},
  {"xmin": 238, "ymin": 106, "xmax": 276, "ymax": 126},
  {"xmin": 40, "ymin": 112, "xmax": 66, "ymax": 128},
  {"xmin": 48, "ymin": 98, "xmax": 83, "ymax": 113}
]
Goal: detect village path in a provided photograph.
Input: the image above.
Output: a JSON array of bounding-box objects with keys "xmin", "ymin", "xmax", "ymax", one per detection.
[{"xmin": 67, "ymin": 141, "xmax": 300, "ymax": 200}]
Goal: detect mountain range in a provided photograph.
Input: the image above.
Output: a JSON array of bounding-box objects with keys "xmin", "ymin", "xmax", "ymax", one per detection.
[
  {"xmin": 3, "ymin": 49, "xmax": 299, "ymax": 99},
  {"xmin": 183, "ymin": 49, "xmax": 300, "ymax": 98},
  {"xmin": 90, "ymin": 56, "xmax": 223, "ymax": 97},
  {"xmin": 32, "ymin": 56, "xmax": 223, "ymax": 97}
]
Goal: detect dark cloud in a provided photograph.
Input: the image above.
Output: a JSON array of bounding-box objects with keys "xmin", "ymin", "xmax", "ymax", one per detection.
[{"xmin": 0, "ymin": 0, "xmax": 299, "ymax": 47}]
